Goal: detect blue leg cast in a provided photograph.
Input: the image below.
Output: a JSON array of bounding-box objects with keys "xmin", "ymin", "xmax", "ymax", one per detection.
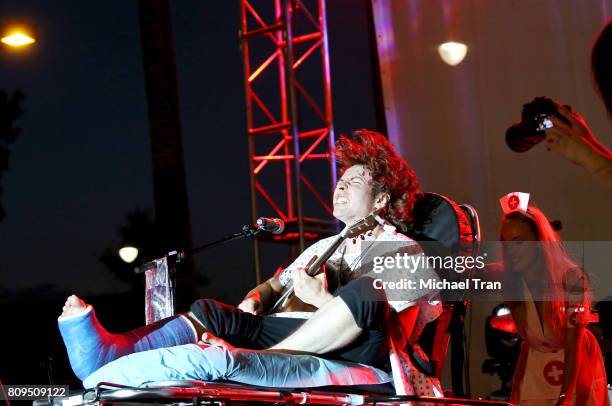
[
  {"xmin": 58, "ymin": 306, "xmax": 196, "ymax": 380},
  {"xmin": 82, "ymin": 344, "xmax": 393, "ymax": 389},
  {"xmin": 83, "ymin": 344, "xmax": 236, "ymax": 388}
]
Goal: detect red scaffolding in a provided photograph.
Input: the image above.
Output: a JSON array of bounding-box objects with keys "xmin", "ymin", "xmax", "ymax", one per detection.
[{"xmin": 239, "ymin": 0, "xmax": 337, "ymax": 282}]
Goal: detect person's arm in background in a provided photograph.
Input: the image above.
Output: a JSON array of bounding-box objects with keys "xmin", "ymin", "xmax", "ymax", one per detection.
[
  {"xmin": 545, "ymin": 104, "xmax": 612, "ymax": 190},
  {"xmin": 557, "ymin": 325, "xmax": 580, "ymax": 406},
  {"xmin": 556, "ymin": 269, "xmax": 592, "ymax": 406}
]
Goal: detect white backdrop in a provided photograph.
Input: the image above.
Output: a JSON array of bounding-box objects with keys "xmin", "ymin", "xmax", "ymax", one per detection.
[{"xmin": 371, "ymin": 0, "xmax": 611, "ymax": 397}]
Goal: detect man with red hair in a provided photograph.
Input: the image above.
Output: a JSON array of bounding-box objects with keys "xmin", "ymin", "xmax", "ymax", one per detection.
[{"xmin": 59, "ymin": 130, "xmax": 440, "ymax": 392}]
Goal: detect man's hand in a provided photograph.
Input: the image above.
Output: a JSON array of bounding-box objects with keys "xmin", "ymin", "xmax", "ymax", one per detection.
[
  {"xmin": 199, "ymin": 332, "xmax": 235, "ymax": 350},
  {"xmin": 238, "ymin": 296, "xmax": 264, "ymax": 315},
  {"xmin": 293, "ymin": 267, "xmax": 333, "ymax": 308}
]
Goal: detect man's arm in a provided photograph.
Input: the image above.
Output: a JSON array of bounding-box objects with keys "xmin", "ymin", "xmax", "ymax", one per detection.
[{"xmin": 238, "ymin": 274, "xmax": 284, "ymax": 315}]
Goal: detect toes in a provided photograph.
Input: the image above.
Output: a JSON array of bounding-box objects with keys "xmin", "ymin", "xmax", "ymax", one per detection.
[
  {"xmin": 60, "ymin": 294, "xmax": 89, "ymax": 319},
  {"xmin": 66, "ymin": 295, "xmax": 86, "ymax": 309}
]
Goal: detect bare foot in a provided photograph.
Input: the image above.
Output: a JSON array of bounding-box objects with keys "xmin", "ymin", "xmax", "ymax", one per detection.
[
  {"xmin": 59, "ymin": 294, "xmax": 89, "ymax": 319},
  {"xmin": 199, "ymin": 332, "xmax": 235, "ymax": 350}
]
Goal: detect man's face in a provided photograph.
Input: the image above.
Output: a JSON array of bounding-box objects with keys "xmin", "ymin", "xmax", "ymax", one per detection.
[{"xmin": 333, "ymin": 164, "xmax": 376, "ymax": 225}]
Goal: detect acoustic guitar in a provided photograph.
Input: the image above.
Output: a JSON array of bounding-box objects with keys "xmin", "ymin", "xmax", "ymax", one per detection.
[{"xmin": 268, "ymin": 210, "xmax": 383, "ymax": 314}]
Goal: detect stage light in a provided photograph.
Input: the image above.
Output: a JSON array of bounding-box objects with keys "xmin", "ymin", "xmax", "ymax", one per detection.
[
  {"xmin": 0, "ymin": 23, "xmax": 36, "ymax": 48},
  {"xmin": 438, "ymin": 41, "xmax": 467, "ymax": 66},
  {"xmin": 482, "ymin": 304, "xmax": 520, "ymax": 399},
  {"xmin": 495, "ymin": 305, "xmax": 511, "ymax": 317},
  {"xmin": 119, "ymin": 246, "xmax": 139, "ymax": 263}
]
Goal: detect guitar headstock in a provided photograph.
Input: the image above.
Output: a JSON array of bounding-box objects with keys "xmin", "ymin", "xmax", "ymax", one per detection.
[{"xmin": 341, "ymin": 210, "xmax": 384, "ymax": 239}]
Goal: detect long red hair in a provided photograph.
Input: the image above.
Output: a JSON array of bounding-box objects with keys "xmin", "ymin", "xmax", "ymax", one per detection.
[
  {"xmin": 501, "ymin": 205, "xmax": 591, "ymax": 336},
  {"xmin": 335, "ymin": 129, "xmax": 421, "ymax": 232}
]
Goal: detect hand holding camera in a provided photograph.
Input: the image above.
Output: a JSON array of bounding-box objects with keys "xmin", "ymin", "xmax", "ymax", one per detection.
[
  {"xmin": 505, "ymin": 97, "xmax": 564, "ymax": 153},
  {"xmin": 545, "ymin": 103, "xmax": 612, "ymax": 166},
  {"xmin": 506, "ymin": 97, "xmax": 612, "ymax": 187}
]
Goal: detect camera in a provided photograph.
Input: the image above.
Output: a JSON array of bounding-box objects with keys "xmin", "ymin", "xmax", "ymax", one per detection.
[{"xmin": 505, "ymin": 97, "xmax": 562, "ymax": 153}]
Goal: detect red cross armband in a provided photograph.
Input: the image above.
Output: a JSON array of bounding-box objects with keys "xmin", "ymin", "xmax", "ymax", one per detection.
[
  {"xmin": 562, "ymin": 268, "xmax": 590, "ymax": 328},
  {"xmin": 565, "ymin": 303, "xmax": 588, "ymax": 328}
]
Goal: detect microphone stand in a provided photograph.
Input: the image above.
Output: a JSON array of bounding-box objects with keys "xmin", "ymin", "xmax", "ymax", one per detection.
[{"xmin": 135, "ymin": 224, "xmax": 263, "ymax": 316}]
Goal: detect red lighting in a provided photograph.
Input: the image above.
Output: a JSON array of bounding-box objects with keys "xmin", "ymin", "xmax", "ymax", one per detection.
[{"xmin": 272, "ymin": 232, "xmax": 319, "ymax": 241}]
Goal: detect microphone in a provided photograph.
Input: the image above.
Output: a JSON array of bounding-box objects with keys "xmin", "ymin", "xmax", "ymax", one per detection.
[{"xmin": 256, "ymin": 217, "xmax": 285, "ymax": 234}]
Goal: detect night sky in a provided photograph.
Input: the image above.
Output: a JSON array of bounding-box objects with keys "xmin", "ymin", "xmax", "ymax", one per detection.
[{"xmin": 0, "ymin": 1, "xmax": 381, "ymax": 305}]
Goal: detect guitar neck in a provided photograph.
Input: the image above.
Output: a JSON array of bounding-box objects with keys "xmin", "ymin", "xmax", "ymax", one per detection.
[
  {"xmin": 267, "ymin": 214, "xmax": 380, "ymax": 315},
  {"xmin": 305, "ymin": 235, "xmax": 345, "ymax": 276}
]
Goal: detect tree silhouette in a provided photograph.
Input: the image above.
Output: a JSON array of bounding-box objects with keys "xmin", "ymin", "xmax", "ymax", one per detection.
[
  {"xmin": 0, "ymin": 90, "xmax": 24, "ymax": 223},
  {"xmin": 138, "ymin": 0, "xmax": 195, "ymax": 310}
]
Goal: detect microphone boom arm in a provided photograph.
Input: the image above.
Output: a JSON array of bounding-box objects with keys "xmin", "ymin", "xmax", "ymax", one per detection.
[
  {"xmin": 191, "ymin": 224, "xmax": 262, "ymax": 255},
  {"xmin": 135, "ymin": 224, "xmax": 261, "ymax": 274}
]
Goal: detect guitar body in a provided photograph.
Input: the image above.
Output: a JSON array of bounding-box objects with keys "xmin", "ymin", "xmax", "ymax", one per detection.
[
  {"xmin": 267, "ymin": 211, "xmax": 383, "ymax": 315},
  {"xmin": 272, "ymin": 263, "xmax": 344, "ymax": 313}
]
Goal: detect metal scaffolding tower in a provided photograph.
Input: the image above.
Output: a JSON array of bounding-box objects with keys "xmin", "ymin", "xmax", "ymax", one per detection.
[{"xmin": 239, "ymin": 0, "xmax": 337, "ymax": 282}]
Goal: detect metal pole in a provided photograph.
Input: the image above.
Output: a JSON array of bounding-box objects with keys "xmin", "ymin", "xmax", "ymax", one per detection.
[
  {"xmin": 282, "ymin": 0, "xmax": 305, "ymax": 251},
  {"xmin": 239, "ymin": 0, "xmax": 262, "ymax": 284}
]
